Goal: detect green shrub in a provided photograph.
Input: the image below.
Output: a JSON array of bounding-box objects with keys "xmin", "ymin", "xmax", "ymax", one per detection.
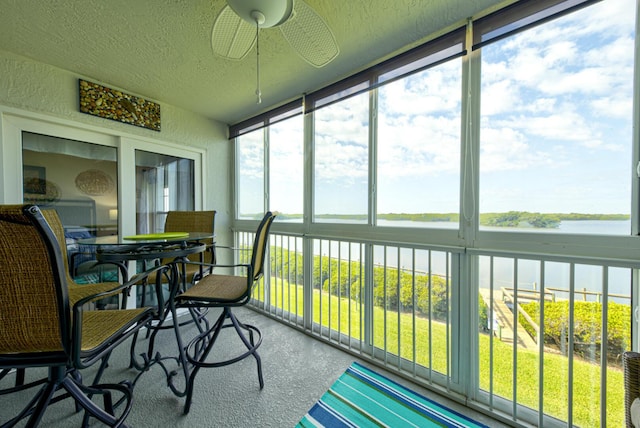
[
  {"xmin": 301, "ymin": 252, "xmax": 451, "ymax": 321},
  {"xmin": 478, "ymin": 295, "xmax": 488, "ymax": 331},
  {"xmin": 271, "ymin": 248, "xmax": 304, "ymax": 285},
  {"xmin": 520, "ymin": 300, "xmax": 630, "ymax": 362}
]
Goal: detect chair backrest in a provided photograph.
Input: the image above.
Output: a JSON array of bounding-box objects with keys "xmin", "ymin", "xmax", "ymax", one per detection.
[
  {"xmin": 164, "ymin": 210, "xmax": 216, "ymax": 262},
  {"xmin": 0, "ymin": 205, "xmax": 70, "ymax": 357},
  {"xmin": 41, "ymin": 208, "xmax": 76, "ymax": 285},
  {"xmin": 250, "ymin": 212, "xmax": 276, "ymax": 282}
]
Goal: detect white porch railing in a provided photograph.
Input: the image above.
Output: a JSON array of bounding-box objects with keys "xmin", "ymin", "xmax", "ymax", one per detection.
[{"xmin": 235, "ymin": 229, "xmax": 635, "ymax": 427}]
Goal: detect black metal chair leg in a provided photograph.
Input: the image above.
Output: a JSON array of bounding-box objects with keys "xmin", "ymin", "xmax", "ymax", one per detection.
[
  {"xmin": 229, "ymin": 313, "xmax": 264, "ymax": 389},
  {"xmin": 1, "ymin": 382, "xmax": 47, "ymax": 427},
  {"xmin": 62, "ymin": 377, "xmax": 130, "ymax": 428},
  {"xmin": 15, "ymin": 369, "xmax": 25, "ymax": 387},
  {"xmin": 25, "ymin": 369, "xmax": 61, "ymax": 427},
  {"xmin": 183, "ymin": 310, "xmax": 226, "ymax": 414}
]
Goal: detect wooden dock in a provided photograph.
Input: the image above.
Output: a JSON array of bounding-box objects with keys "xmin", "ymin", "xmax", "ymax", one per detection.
[{"xmin": 479, "ymin": 288, "xmax": 538, "ymax": 350}]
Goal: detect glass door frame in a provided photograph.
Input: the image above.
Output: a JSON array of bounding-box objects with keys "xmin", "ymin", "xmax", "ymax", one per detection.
[{"xmin": 1, "ymin": 112, "xmax": 205, "ymax": 238}]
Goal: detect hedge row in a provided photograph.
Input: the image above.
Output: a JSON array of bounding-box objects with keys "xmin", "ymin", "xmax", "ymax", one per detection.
[
  {"xmin": 519, "ymin": 300, "xmax": 630, "ymax": 360},
  {"xmin": 270, "ymin": 249, "xmax": 451, "ymax": 321},
  {"xmin": 269, "ymin": 248, "xmax": 629, "ymax": 351}
]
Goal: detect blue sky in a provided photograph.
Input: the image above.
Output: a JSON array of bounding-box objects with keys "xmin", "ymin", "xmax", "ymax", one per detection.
[{"xmin": 478, "ymin": 0, "xmax": 634, "ymax": 214}]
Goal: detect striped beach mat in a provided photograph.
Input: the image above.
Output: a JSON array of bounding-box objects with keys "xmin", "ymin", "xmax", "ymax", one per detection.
[{"xmin": 297, "ymin": 362, "xmax": 488, "ymax": 428}]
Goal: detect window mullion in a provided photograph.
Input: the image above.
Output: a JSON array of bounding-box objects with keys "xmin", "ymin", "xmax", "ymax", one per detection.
[
  {"xmin": 460, "ymin": 22, "xmax": 480, "ymax": 245},
  {"xmin": 264, "ymin": 127, "xmax": 270, "ymax": 213},
  {"xmin": 369, "ymin": 87, "xmax": 378, "ymax": 226}
]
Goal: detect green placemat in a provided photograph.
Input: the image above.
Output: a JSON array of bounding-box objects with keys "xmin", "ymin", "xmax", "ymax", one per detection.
[{"xmin": 123, "ymin": 232, "xmax": 189, "ymax": 240}]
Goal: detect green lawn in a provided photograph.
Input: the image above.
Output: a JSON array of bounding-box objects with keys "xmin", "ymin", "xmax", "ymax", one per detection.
[{"xmin": 257, "ymin": 278, "xmax": 624, "ymax": 427}]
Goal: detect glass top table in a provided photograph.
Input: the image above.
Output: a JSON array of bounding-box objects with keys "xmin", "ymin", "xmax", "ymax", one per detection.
[
  {"xmin": 77, "ymin": 232, "xmax": 214, "ymax": 246},
  {"xmin": 77, "ymin": 232, "xmax": 213, "ymax": 262},
  {"xmin": 76, "ymin": 232, "xmax": 212, "ymax": 397}
]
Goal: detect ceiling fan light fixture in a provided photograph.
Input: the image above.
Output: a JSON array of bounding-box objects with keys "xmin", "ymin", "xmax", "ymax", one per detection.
[
  {"xmin": 250, "ymin": 10, "xmax": 266, "ymax": 25},
  {"xmin": 212, "ymin": 0, "xmax": 338, "ymax": 104},
  {"xmin": 227, "ymin": 0, "xmax": 293, "ymax": 28}
]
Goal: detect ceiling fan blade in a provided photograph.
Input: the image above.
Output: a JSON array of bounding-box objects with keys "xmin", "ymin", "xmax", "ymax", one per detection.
[
  {"xmin": 279, "ymin": 0, "xmax": 339, "ymax": 68},
  {"xmin": 211, "ymin": 5, "xmax": 256, "ymax": 60}
]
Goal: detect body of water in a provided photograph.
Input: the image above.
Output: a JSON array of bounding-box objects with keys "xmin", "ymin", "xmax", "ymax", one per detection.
[
  {"xmin": 482, "ymin": 219, "xmax": 631, "ymax": 235},
  {"xmin": 376, "ymin": 218, "xmax": 632, "ymax": 235}
]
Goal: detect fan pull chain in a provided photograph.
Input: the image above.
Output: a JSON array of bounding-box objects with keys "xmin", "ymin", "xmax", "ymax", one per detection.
[{"xmin": 255, "ymin": 19, "xmax": 262, "ymax": 104}]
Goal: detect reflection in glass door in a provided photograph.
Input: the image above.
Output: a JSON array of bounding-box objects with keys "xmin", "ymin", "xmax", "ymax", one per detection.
[
  {"xmin": 135, "ymin": 150, "xmax": 194, "ymax": 234},
  {"xmin": 22, "ymin": 131, "xmax": 119, "ymax": 284}
]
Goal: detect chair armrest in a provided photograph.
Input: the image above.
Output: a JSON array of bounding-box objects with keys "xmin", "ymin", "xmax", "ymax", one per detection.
[
  {"xmin": 70, "ymin": 251, "xmax": 128, "ymax": 280},
  {"xmin": 181, "ymin": 260, "xmax": 251, "ymax": 271},
  {"xmin": 213, "ymin": 245, "xmax": 251, "ymax": 252},
  {"xmin": 71, "ymin": 264, "xmax": 169, "ymax": 310}
]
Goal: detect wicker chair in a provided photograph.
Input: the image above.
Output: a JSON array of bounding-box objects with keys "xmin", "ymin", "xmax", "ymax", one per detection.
[
  {"xmin": 0, "ymin": 204, "xmax": 161, "ymax": 427},
  {"xmin": 173, "ymin": 211, "xmax": 275, "ymax": 414},
  {"xmin": 140, "ymin": 211, "xmax": 216, "ymax": 307},
  {"xmin": 136, "ymin": 210, "xmax": 216, "ymax": 334},
  {"xmin": 624, "ymin": 351, "xmax": 640, "ymax": 428},
  {"xmin": 0, "ymin": 209, "xmax": 130, "ymax": 404},
  {"xmin": 42, "ymin": 208, "xmax": 127, "ymax": 308},
  {"xmin": 163, "ymin": 210, "xmax": 216, "ymax": 283}
]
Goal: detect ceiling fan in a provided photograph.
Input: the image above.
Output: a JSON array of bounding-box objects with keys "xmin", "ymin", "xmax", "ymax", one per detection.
[{"xmin": 211, "ymin": 0, "xmax": 339, "ymax": 102}]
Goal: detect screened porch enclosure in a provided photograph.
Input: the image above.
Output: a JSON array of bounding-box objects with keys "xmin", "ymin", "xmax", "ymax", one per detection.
[{"xmin": 231, "ymin": 0, "xmax": 640, "ymax": 426}]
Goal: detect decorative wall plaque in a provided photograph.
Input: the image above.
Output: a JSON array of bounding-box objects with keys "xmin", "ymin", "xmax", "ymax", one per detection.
[
  {"xmin": 79, "ymin": 79, "xmax": 160, "ymax": 131},
  {"xmin": 75, "ymin": 169, "xmax": 115, "ymax": 196},
  {"xmin": 23, "ymin": 179, "xmax": 61, "ymax": 204}
]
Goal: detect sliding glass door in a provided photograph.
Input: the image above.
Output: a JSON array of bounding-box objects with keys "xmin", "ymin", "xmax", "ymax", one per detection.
[
  {"xmin": 22, "ymin": 131, "xmax": 118, "ymax": 235},
  {"xmin": 22, "ymin": 131, "xmax": 119, "ymax": 284},
  {"xmin": 134, "ymin": 150, "xmax": 194, "ymax": 234}
]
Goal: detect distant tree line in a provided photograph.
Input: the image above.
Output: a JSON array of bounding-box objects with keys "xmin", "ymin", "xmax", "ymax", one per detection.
[
  {"xmin": 268, "ymin": 211, "xmax": 629, "ymax": 229},
  {"xmin": 480, "ymin": 212, "xmax": 562, "ymax": 228}
]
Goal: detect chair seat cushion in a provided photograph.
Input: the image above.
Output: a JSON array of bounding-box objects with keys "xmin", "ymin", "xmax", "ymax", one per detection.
[
  {"xmin": 177, "ymin": 274, "xmax": 247, "ymax": 302},
  {"xmin": 81, "ymin": 308, "xmax": 152, "ymax": 352}
]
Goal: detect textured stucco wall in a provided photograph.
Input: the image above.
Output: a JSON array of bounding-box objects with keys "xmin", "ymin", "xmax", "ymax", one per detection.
[{"xmin": 0, "ymin": 48, "xmax": 232, "ymax": 240}]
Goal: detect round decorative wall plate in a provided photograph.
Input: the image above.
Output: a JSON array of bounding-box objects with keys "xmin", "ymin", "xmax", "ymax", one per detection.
[{"xmin": 75, "ymin": 169, "xmax": 115, "ymax": 196}]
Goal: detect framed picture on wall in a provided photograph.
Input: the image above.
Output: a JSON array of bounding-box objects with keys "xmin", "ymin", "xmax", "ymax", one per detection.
[{"xmin": 23, "ymin": 165, "xmax": 46, "ymax": 195}]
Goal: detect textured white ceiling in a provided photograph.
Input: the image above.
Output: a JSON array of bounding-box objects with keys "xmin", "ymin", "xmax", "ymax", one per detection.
[{"xmin": 0, "ymin": 0, "xmax": 505, "ymax": 125}]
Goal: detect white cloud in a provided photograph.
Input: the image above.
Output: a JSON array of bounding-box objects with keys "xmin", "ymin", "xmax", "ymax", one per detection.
[
  {"xmin": 584, "ymin": 35, "xmax": 634, "ymax": 68},
  {"xmin": 517, "ymin": 110, "xmax": 592, "ymax": 141},
  {"xmin": 589, "ymin": 96, "xmax": 633, "ymax": 120},
  {"xmin": 314, "ymin": 134, "xmax": 369, "ymax": 183},
  {"xmin": 572, "ymin": 0, "xmax": 636, "ymax": 36},
  {"xmin": 479, "ymin": 0, "xmax": 635, "ymax": 167},
  {"xmin": 479, "ymin": 126, "xmax": 555, "ymax": 172},
  {"xmin": 377, "ymin": 114, "xmax": 461, "ymax": 177},
  {"xmin": 237, "ymin": 134, "xmax": 263, "ymax": 180},
  {"xmin": 315, "ymin": 95, "xmax": 370, "ymax": 149},
  {"xmin": 380, "ymin": 63, "xmax": 462, "ymax": 115},
  {"xmin": 481, "ymin": 79, "xmax": 520, "ymax": 115},
  {"xmin": 539, "ymin": 67, "xmax": 619, "ymax": 96}
]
